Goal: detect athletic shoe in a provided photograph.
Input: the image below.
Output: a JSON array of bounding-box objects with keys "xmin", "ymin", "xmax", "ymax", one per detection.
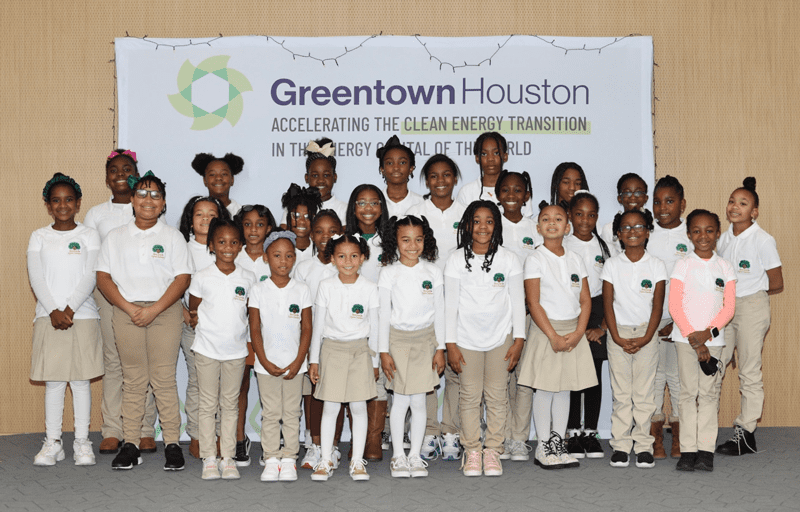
[
  {"xmin": 349, "ymin": 459, "xmax": 370, "ymax": 481},
  {"xmin": 301, "ymin": 444, "xmax": 321, "ymax": 469},
  {"xmin": 332, "ymin": 446, "xmax": 342, "ymax": 469},
  {"xmin": 581, "ymin": 430, "xmax": 605, "ymax": 459},
  {"xmin": 260, "ymin": 457, "xmax": 281, "ymax": 481},
  {"xmin": 111, "ymin": 442, "xmax": 141, "ymax": 470},
  {"xmin": 461, "ymin": 450, "xmax": 482, "ymax": 477},
  {"xmin": 534, "ymin": 440, "xmax": 564, "ymax": 470},
  {"xmin": 695, "ymin": 451, "xmax": 714, "ymax": 471},
  {"xmin": 636, "ymin": 451, "xmax": 655, "ymax": 468},
  {"xmin": 234, "ymin": 437, "xmax": 251, "ymax": 467},
  {"xmin": 34, "ymin": 438, "xmax": 65, "ymax": 466},
  {"xmin": 551, "ymin": 432, "xmax": 579, "ymax": 468},
  {"xmin": 566, "ymin": 430, "xmax": 585, "ymax": 459},
  {"xmin": 390, "ymin": 454, "xmax": 411, "ymax": 478},
  {"xmin": 499, "ymin": 439, "xmax": 513, "ymax": 460},
  {"xmin": 676, "ymin": 452, "xmax": 697, "ymax": 471},
  {"xmin": 716, "ymin": 425, "xmax": 757, "ymax": 456},
  {"xmin": 420, "ymin": 435, "xmax": 440, "ymax": 460},
  {"xmin": 381, "ymin": 432, "xmax": 391, "ymax": 451},
  {"xmin": 311, "ymin": 459, "xmax": 334, "ymax": 481},
  {"xmin": 609, "ymin": 450, "xmax": 630, "ymax": 468},
  {"xmin": 441, "ymin": 433, "xmax": 462, "ymax": 461},
  {"xmin": 482, "ymin": 448, "xmax": 503, "ymax": 476},
  {"xmin": 220, "ymin": 457, "xmax": 240, "ymax": 479},
  {"xmin": 73, "ymin": 438, "xmax": 96, "ymax": 466},
  {"xmin": 508, "ymin": 439, "xmax": 531, "ymax": 461},
  {"xmin": 408, "ymin": 454, "xmax": 429, "ymax": 477},
  {"xmin": 201, "ymin": 457, "xmax": 221, "ymax": 480},
  {"xmin": 163, "ymin": 443, "xmax": 185, "ymax": 471},
  {"xmin": 279, "ymin": 458, "xmax": 298, "ymax": 481}
]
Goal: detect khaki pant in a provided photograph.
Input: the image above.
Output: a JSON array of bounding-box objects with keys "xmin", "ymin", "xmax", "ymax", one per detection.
[
  {"xmin": 652, "ymin": 317, "xmax": 680, "ymax": 423},
  {"xmin": 459, "ymin": 335, "xmax": 512, "ymax": 453},
  {"xmin": 677, "ymin": 342, "xmax": 723, "ymax": 452},
  {"xmin": 179, "ymin": 322, "xmax": 200, "ymax": 439},
  {"xmin": 96, "ymin": 289, "xmax": 157, "ymax": 440},
  {"xmin": 424, "ymin": 363, "xmax": 463, "ymax": 436},
  {"xmin": 607, "ymin": 324, "xmax": 658, "ymax": 454},
  {"xmin": 717, "ymin": 291, "xmax": 770, "ymax": 432},
  {"xmin": 505, "ymin": 363, "xmax": 534, "ymax": 441},
  {"xmin": 113, "ymin": 301, "xmax": 183, "ymax": 446},
  {"xmin": 257, "ymin": 371, "xmax": 304, "ymax": 460},
  {"xmin": 195, "ymin": 352, "xmax": 245, "ymax": 459}
]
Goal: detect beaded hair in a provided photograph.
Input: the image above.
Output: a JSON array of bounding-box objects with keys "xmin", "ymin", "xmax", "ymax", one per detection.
[
  {"xmin": 457, "ymin": 200, "xmax": 504, "ymax": 273},
  {"xmin": 281, "ymin": 184, "xmax": 323, "ymax": 231}
]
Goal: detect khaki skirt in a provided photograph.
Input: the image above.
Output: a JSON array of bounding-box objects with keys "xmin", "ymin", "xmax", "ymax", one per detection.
[
  {"xmin": 517, "ymin": 317, "xmax": 597, "ymax": 393},
  {"xmin": 30, "ymin": 317, "xmax": 103, "ymax": 382},
  {"xmin": 386, "ymin": 324, "xmax": 439, "ymax": 395},
  {"xmin": 314, "ymin": 337, "xmax": 377, "ymax": 403}
]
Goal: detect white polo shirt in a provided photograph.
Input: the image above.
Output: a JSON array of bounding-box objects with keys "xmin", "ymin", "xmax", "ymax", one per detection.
[
  {"xmin": 293, "ymin": 257, "xmax": 337, "ymax": 303},
  {"xmin": 378, "ymin": 260, "xmax": 443, "ymax": 333},
  {"xmin": 315, "ymin": 275, "xmax": 379, "ymax": 342},
  {"xmin": 669, "ymin": 253, "xmax": 736, "ymax": 347},
  {"xmin": 384, "ymin": 188, "xmax": 424, "ymax": 219},
  {"xmin": 406, "ymin": 198, "xmax": 466, "ymax": 271},
  {"xmin": 502, "ymin": 216, "xmax": 542, "ymax": 262},
  {"xmin": 524, "ymin": 245, "xmax": 587, "ymax": 320},
  {"xmin": 358, "ymin": 234, "xmax": 384, "ymax": 283},
  {"xmin": 599, "ymin": 220, "xmax": 623, "ymax": 256},
  {"xmin": 188, "ymin": 265, "xmax": 256, "ymax": 360},
  {"xmin": 601, "ymin": 251, "xmax": 668, "ymax": 326},
  {"xmin": 457, "ymin": 179, "xmax": 534, "ymax": 217},
  {"xmin": 564, "ymin": 233, "xmax": 607, "ymax": 298},
  {"xmin": 649, "ymin": 220, "xmax": 693, "ymax": 319},
  {"xmin": 444, "ymin": 245, "xmax": 523, "ymax": 351},
  {"xmin": 226, "ymin": 198, "xmax": 242, "ymax": 218},
  {"xmin": 27, "ymin": 223, "xmax": 101, "ymax": 320},
  {"xmin": 249, "ymin": 278, "xmax": 312, "ymax": 374},
  {"xmin": 718, "ymin": 222, "xmax": 781, "ymax": 297},
  {"xmin": 83, "ymin": 197, "xmax": 134, "ymax": 240},
  {"xmin": 235, "ymin": 250, "xmax": 271, "ymax": 284},
  {"xmin": 295, "ymin": 244, "xmax": 314, "ymax": 266},
  {"xmin": 279, "ymin": 195, "xmax": 348, "ymax": 227},
  {"xmin": 95, "ymin": 219, "xmax": 192, "ymax": 302},
  {"xmin": 184, "ymin": 238, "xmax": 215, "ymax": 309}
]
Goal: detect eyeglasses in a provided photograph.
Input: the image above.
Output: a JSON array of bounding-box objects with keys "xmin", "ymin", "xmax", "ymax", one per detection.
[
  {"xmin": 619, "ymin": 191, "xmax": 646, "ymax": 199},
  {"xmin": 291, "ymin": 212, "xmax": 309, "ymax": 220},
  {"xmin": 355, "ymin": 201, "xmax": 380, "ymax": 208},
  {"xmin": 134, "ymin": 189, "xmax": 163, "ymax": 200},
  {"xmin": 619, "ymin": 224, "xmax": 646, "ymax": 233}
]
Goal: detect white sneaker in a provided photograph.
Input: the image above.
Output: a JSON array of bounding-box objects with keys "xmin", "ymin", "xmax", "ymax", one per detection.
[
  {"xmin": 420, "ymin": 435, "xmax": 440, "ymax": 460},
  {"xmin": 390, "ymin": 454, "xmax": 410, "ymax": 478},
  {"xmin": 408, "ymin": 454, "xmax": 429, "ymax": 477},
  {"xmin": 499, "ymin": 439, "xmax": 514, "ymax": 460},
  {"xmin": 304, "ymin": 429, "xmax": 312, "ymax": 449},
  {"xmin": 311, "ymin": 459, "xmax": 334, "ymax": 481},
  {"xmin": 331, "ymin": 446, "xmax": 342, "ymax": 469},
  {"xmin": 349, "ymin": 459, "xmax": 370, "ymax": 481},
  {"xmin": 34, "ymin": 438, "xmax": 65, "ymax": 466},
  {"xmin": 509, "ymin": 439, "xmax": 531, "ymax": 461},
  {"xmin": 220, "ymin": 457, "xmax": 240, "ymax": 479},
  {"xmin": 441, "ymin": 433, "xmax": 462, "ymax": 461},
  {"xmin": 201, "ymin": 457, "xmax": 221, "ymax": 480},
  {"xmin": 73, "ymin": 439, "xmax": 96, "ymax": 466},
  {"xmin": 301, "ymin": 444, "xmax": 321, "ymax": 469},
  {"xmin": 260, "ymin": 457, "xmax": 281, "ymax": 482},
  {"xmin": 279, "ymin": 458, "xmax": 298, "ymax": 481},
  {"xmin": 550, "ymin": 432, "xmax": 579, "ymax": 468},
  {"xmin": 534, "ymin": 440, "xmax": 564, "ymax": 470}
]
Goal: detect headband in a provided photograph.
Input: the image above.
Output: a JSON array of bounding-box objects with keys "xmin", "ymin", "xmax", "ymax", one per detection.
[
  {"xmin": 127, "ymin": 170, "xmax": 155, "ymax": 189},
  {"xmin": 264, "ymin": 230, "xmax": 297, "ymax": 250},
  {"xmin": 306, "ymin": 141, "xmax": 335, "ymax": 157},
  {"xmin": 573, "ymin": 190, "xmax": 593, "ymax": 198},
  {"xmin": 43, "ymin": 174, "xmax": 82, "ymax": 199},
  {"xmin": 108, "ymin": 150, "xmax": 137, "ymax": 162},
  {"xmin": 330, "ymin": 233, "xmax": 361, "ymax": 242}
]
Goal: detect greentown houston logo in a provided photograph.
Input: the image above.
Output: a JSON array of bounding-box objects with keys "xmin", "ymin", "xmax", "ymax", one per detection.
[{"xmin": 168, "ymin": 56, "xmax": 252, "ymax": 130}]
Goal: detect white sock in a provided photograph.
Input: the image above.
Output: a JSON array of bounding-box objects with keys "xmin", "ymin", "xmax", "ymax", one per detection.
[
  {"xmin": 390, "ymin": 393, "xmax": 411, "ymax": 459},
  {"xmin": 551, "ymin": 391, "xmax": 571, "ymax": 438},
  {"xmin": 349, "ymin": 401, "xmax": 367, "ymax": 461},
  {"xmin": 70, "ymin": 380, "xmax": 91, "ymax": 440},
  {"xmin": 45, "ymin": 381, "xmax": 67, "ymax": 441},
  {"xmin": 408, "ymin": 393, "xmax": 427, "ymax": 458},
  {"xmin": 532, "ymin": 390, "xmax": 554, "ymax": 444},
  {"xmin": 320, "ymin": 401, "xmax": 341, "ymax": 462}
]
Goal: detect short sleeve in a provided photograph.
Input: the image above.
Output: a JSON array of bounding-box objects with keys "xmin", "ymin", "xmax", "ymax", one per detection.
[
  {"xmin": 95, "ymin": 236, "xmax": 113, "ymax": 273},
  {"xmin": 670, "ymin": 258, "xmax": 688, "ymax": 283},
  {"xmin": 654, "ymin": 258, "xmax": 668, "ymax": 283},
  {"xmin": 86, "ymin": 227, "xmax": 101, "ymax": 251},
  {"xmin": 27, "ymin": 231, "xmax": 42, "ymax": 253},
  {"xmin": 169, "ymin": 234, "xmax": 193, "ymax": 276},
  {"xmin": 248, "ymin": 284, "xmax": 263, "ymax": 309},
  {"xmin": 523, "ymin": 253, "xmax": 543, "ymax": 280},
  {"xmin": 316, "ymin": 281, "xmax": 330, "ymax": 308},
  {"xmin": 367, "ymin": 282, "xmax": 380, "ymax": 310},
  {"xmin": 187, "ymin": 272, "xmax": 204, "ymax": 299},
  {"xmin": 508, "ymin": 250, "xmax": 523, "ymax": 277},
  {"xmin": 300, "ymin": 282, "xmax": 313, "ymax": 309},
  {"xmin": 759, "ymin": 235, "xmax": 782, "ymax": 271},
  {"xmin": 576, "ymin": 256, "xmax": 589, "ymax": 280},
  {"xmin": 431, "ymin": 264, "xmax": 444, "ymax": 288},
  {"xmin": 443, "ymin": 251, "xmax": 462, "ymax": 279},
  {"xmin": 377, "ymin": 266, "xmax": 392, "ymax": 290},
  {"xmin": 723, "ymin": 259, "xmax": 737, "ymax": 283},
  {"xmin": 600, "ymin": 257, "xmax": 615, "ymax": 284}
]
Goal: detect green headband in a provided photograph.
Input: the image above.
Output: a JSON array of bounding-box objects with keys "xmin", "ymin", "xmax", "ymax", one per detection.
[{"xmin": 43, "ymin": 174, "xmax": 82, "ymax": 200}]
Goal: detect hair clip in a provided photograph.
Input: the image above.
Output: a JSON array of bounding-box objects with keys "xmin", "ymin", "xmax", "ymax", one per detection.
[
  {"xmin": 352, "ymin": 233, "xmax": 362, "ymax": 241},
  {"xmin": 127, "ymin": 170, "xmax": 154, "ymax": 189},
  {"xmin": 108, "ymin": 150, "xmax": 137, "ymax": 162},
  {"xmin": 264, "ymin": 230, "xmax": 297, "ymax": 250},
  {"xmin": 306, "ymin": 141, "xmax": 335, "ymax": 157},
  {"xmin": 331, "ymin": 233, "xmax": 343, "ymax": 241},
  {"xmin": 573, "ymin": 190, "xmax": 592, "ymax": 197}
]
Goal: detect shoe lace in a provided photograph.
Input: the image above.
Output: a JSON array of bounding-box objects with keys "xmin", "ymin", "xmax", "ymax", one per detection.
[
  {"xmin": 408, "ymin": 454, "xmax": 428, "ymax": 469},
  {"xmin": 461, "ymin": 450, "xmax": 481, "ymax": 470},
  {"xmin": 544, "ymin": 439, "xmax": 559, "ymax": 458},
  {"xmin": 423, "ymin": 436, "xmax": 442, "ymax": 460},
  {"xmin": 75, "ymin": 440, "xmax": 92, "ymax": 456},
  {"xmin": 550, "ymin": 433, "xmax": 568, "ymax": 456},
  {"xmin": 483, "ymin": 449, "xmax": 500, "ymax": 468},
  {"xmin": 313, "ymin": 460, "xmax": 331, "ymax": 474},
  {"xmin": 350, "ymin": 458, "xmax": 368, "ymax": 473}
]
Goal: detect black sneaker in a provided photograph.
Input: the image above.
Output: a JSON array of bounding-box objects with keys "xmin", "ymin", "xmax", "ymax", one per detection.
[
  {"xmin": 163, "ymin": 443, "xmax": 185, "ymax": 471},
  {"xmin": 581, "ymin": 431, "xmax": 605, "ymax": 459},
  {"xmin": 111, "ymin": 443, "xmax": 142, "ymax": 470},
  {"xmin": 609, "ymin": 450, "xmax": 629, "ymax": 468},
  {"xmin": 565, "ymin": 433, "xmax": 585, "ymax": 459},
  {"xmin": 635, "ymin": 451, "xmax": 655, "ymax": 468},
  {"xmin": 234, "ymin": 437, "xmax": 251, "ymax": 467},
  {"xmin": 716, "ymin": 425, "xmax": 757, "ymax": 456},
  {"xmin": 695, "ymin": 451, "xmax": 714, "ymax": 471},
  {"xmin": 676, "ymin": 452, "xmax": 697, "ymax": 471}
]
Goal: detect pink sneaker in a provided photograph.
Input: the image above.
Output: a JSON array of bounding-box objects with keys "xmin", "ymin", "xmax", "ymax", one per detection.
[
  {"xmin": 483, "ymin": 448, "xmax": 503, "ymax": 476},
  {"xmin": 461, "ymin": 450, "xmax": 482, "ymax": 477}
]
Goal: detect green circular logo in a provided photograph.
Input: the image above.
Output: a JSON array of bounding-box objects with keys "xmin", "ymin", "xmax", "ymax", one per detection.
[
  {"xmin": 641, "ymin": 279, "xmax": 653, "ymax": 289},
  {"xmin": 677, "ymin": 243, "xmax": 688, "ymax": 253},
  {"xmin": 522, "ymin": 237, "xmax": 534, "ymax": 246},
  {"xmin": 715, "ymin": 278, "xmax": 724, "ymax": 288},
  {"xmin": 422, "ymin": 280, "xmax": 433, "ymax": 290},
  {"xmin": 260, "ymin": 275, "xmax": 268, "ymax": 281},
  {"xmin": 739, "ymin": 260, "xmax": 751, "ymax": 269},
  {"xmin": 352, "ymin": 304, "xmax": 364, "ymax": 314},
  {"xmin": 68, "ymin": 242, "xmax": 80, "ymax": 250},
  {"xmin": 235, "ymin": 286, "xmax": 245, "ymax": 296},
  {"xmin": 152, "ymin": 245, "xmax": 164, "ymax": 254},
  {"xmin": 289, "ymin": 304, "xmax": 300, "ymax": 314},
  {"xmin": 595, "ymin": 255, "xmax": 604, "ymax": 264},
  {"xmin": 493, "ymin": 273, "xmax": 505, "ymax": 283},
  {"xmin": 571, "ymin": 273, "xmax": 579, "ymax": 283}
]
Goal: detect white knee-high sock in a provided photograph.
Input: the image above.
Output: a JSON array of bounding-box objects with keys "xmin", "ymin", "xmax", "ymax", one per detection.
[
  {"xmin": 532, "ymin": 390, "xmax": 554, "ymax": 443},
  {"xmin": 551, "ymin": 390, "xmax": 571, "ymax": 438},
  {"xmin": 320, "ymin": 401, "xmax": 341, "ymax": 462},
  {"xmin": 45, "ymin": 381, "xmax": 68, "ymax": 441},
  {"xmin": 70, "ymin": 380, "xmax": 91, "ymax": 440},
  {"xmin": 350, "ymin": 401, "xmax": 368, "ymax": 461},
  {"xmin": 408, "ymin": 393, "xmax": 427, "ymax": 458},
  {"xmin": 391, "ymin": 393, "xmax": 411, "ymax": 458}
]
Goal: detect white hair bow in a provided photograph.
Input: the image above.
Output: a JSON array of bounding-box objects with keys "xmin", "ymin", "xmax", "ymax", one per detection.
[{"xmin": 306, "ymin": 140, "xmax": 335, "ymax": 157}]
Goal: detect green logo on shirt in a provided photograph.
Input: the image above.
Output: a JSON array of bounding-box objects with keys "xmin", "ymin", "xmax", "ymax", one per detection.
[
  {"xmin": 289, "ymin": 304, "xmax": 300, "ymax": 314},
  {"xmin": 641, "ymin": 279, "xmax": 653, "ymax": 289},
  {"xmin": 235, "ymin": 286, "xmax": 245, "ymax": 296},
  {"xmin": 523, "ymin": 237, "xmax": 534, "ymax": 246},
  {"xmin": 677, "ymin": 244, "xmax": 688, "ymax": 253},
  {"xmin": 352, "ymin": 304, "xmax": 364, "ymax": 314},
  {"xmin": 571, "ymin": 274, "xmax": 580, "ymax": 283},
  {"xmin": 715, "ymin": 278, "xmax": 725, "ymax": 288},
  {"xmin": 153, "ymin": 245, "xmax": 165, "ymax": 254},
  {"xmin": 68, "ymin": 242, "xmax": 80, "ymax": 250},
  {"xmin": 260, "ymin": 275, "xmax": 268, "ymax": 281},
  {"xmin": 377, "ymin": 254, "xmax": 382, "ymax": 262},
  {"xmin": 422, "ymin": 280, "xmax": 433, "ymax": 290},
  {"xmin": 739, "ymin": 260, "xmax": 751, "ymax": 269},
  {"xmin": 493, "ymin": 273, "xmax": 505, "ymax": 283},
  {"xmin": 453, "ymin": 222, "xmax": 459, "ymax": 229},
  {"xmin": 595, "ymin": 255, "xmax": 605, "ymax": 264}
]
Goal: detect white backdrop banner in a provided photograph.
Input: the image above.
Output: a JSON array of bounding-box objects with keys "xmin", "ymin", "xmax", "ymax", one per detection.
[{"xmin": 117, "ymin": 34, "xmax": 653, "ymax": 441}]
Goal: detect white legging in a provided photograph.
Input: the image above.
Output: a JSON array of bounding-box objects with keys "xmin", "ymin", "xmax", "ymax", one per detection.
[
  {"xmin": 321, "ymin": 401, "xmax": 367, "ymax": 462},
  {"xmin": 533, "ymin": 390, "xmax": 570, "ymax": 441},
  {"xmin": 390, "ymin": 392, "xmax": 426, "ymax": 458},
  {"xmin": 45, "ymin": 380, "xmax": 91, "ymax": 441}
]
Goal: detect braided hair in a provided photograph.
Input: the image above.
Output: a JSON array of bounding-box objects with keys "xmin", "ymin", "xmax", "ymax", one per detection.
[
  {"xmin": 380, "ymin": 215, "xmax": 439, "ymax": 266},
  {"xmin": 612, "ymin": 208, "xmax": 655, "ymax": 250},
  {"xmin": 472, "ymin": 132, "xmax": 507, "ymax": 200},
  {"xmin": 568, "ymin": 191, "xmax": 611, "ymax": 259},
  {"xmin": 457, "ymin": 200, "xmax": 504, "ymax": 273},
  {"xmin": 494, "ymin": 170, "xmax": 533, "ymax": 208},
  {"xmin": 281, "ymin": 184, "xmax": 323, "ymax": 231},
  {"xmin": 305, "ymin": 137, "xmax": 337, "ymax": 173}
]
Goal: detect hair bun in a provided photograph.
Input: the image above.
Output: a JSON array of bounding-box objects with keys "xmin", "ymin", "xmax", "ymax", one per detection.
[
  {"xmin": 538, "ymin": 200, "xmax": 549, "ymax": 210},
  {"xmin": 743, "ymin": 176, "xmax": 757, "ymax": 191},
  {"xmin": 376, "ymin": 135, "xmax": 402, "ymax": 160}
]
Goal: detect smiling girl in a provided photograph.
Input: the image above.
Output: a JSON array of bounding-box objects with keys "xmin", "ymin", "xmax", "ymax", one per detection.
[
  {"xmin": 191, "ymin": 153, "xmax": 245, "ymax": 218},
  {"xmin": 282, "ymin": 184, "xmax": 323, "ymax": 266},
  {"xmin": 378, "ymin": 135, "xmax": 423, "ymax": 218}
]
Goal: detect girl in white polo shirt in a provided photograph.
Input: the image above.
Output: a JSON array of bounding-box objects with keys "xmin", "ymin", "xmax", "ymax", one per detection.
[
  {"xmin": 308, "ymin": 234, "xmax": 380, "ymax": 482},
  {"xmin": 188, "ymin": 218, "xmax": 255, "ymax": 481},
  {"xmin": 444, "ymin": 200, "xmax": 526, "ymax": 477},
  {"xmin": 249, "ymin": 231, "xmax": 312, "ymax": 483},
  {"xmin": 669, "ymin": 209, "xmax": 736, "ymax": 472},
  {"xmin": 378, "ymin": 135, "xmax": 424, "ymax": 219},
  {"xmin": 378, "ymin": 215, "xmax": 445, "ymax": 478},
  {"xmin": 601, "ymin": 209, "xmax": 667, "ymax": 470},
  {"xmin": 191, "ymin": 152, "xmax": 244, "ymax": 218},
  {"xmin": 29, "ymin": 173, "xmax": 102, "ymax": 466},
  {"xmin": 518, "ymin": 202, "xmax": 596, "ymax": 471},
  {"xmin": 96, "ymin": 172, "xmax": 192, "ymax": 471},
  {"xmin": 715, "ymin": 177, "xmax": 783, "ymax": 456},
  {"xmin": 282, "ymin": 184, "xmax": 323, "ymax": 266}
]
